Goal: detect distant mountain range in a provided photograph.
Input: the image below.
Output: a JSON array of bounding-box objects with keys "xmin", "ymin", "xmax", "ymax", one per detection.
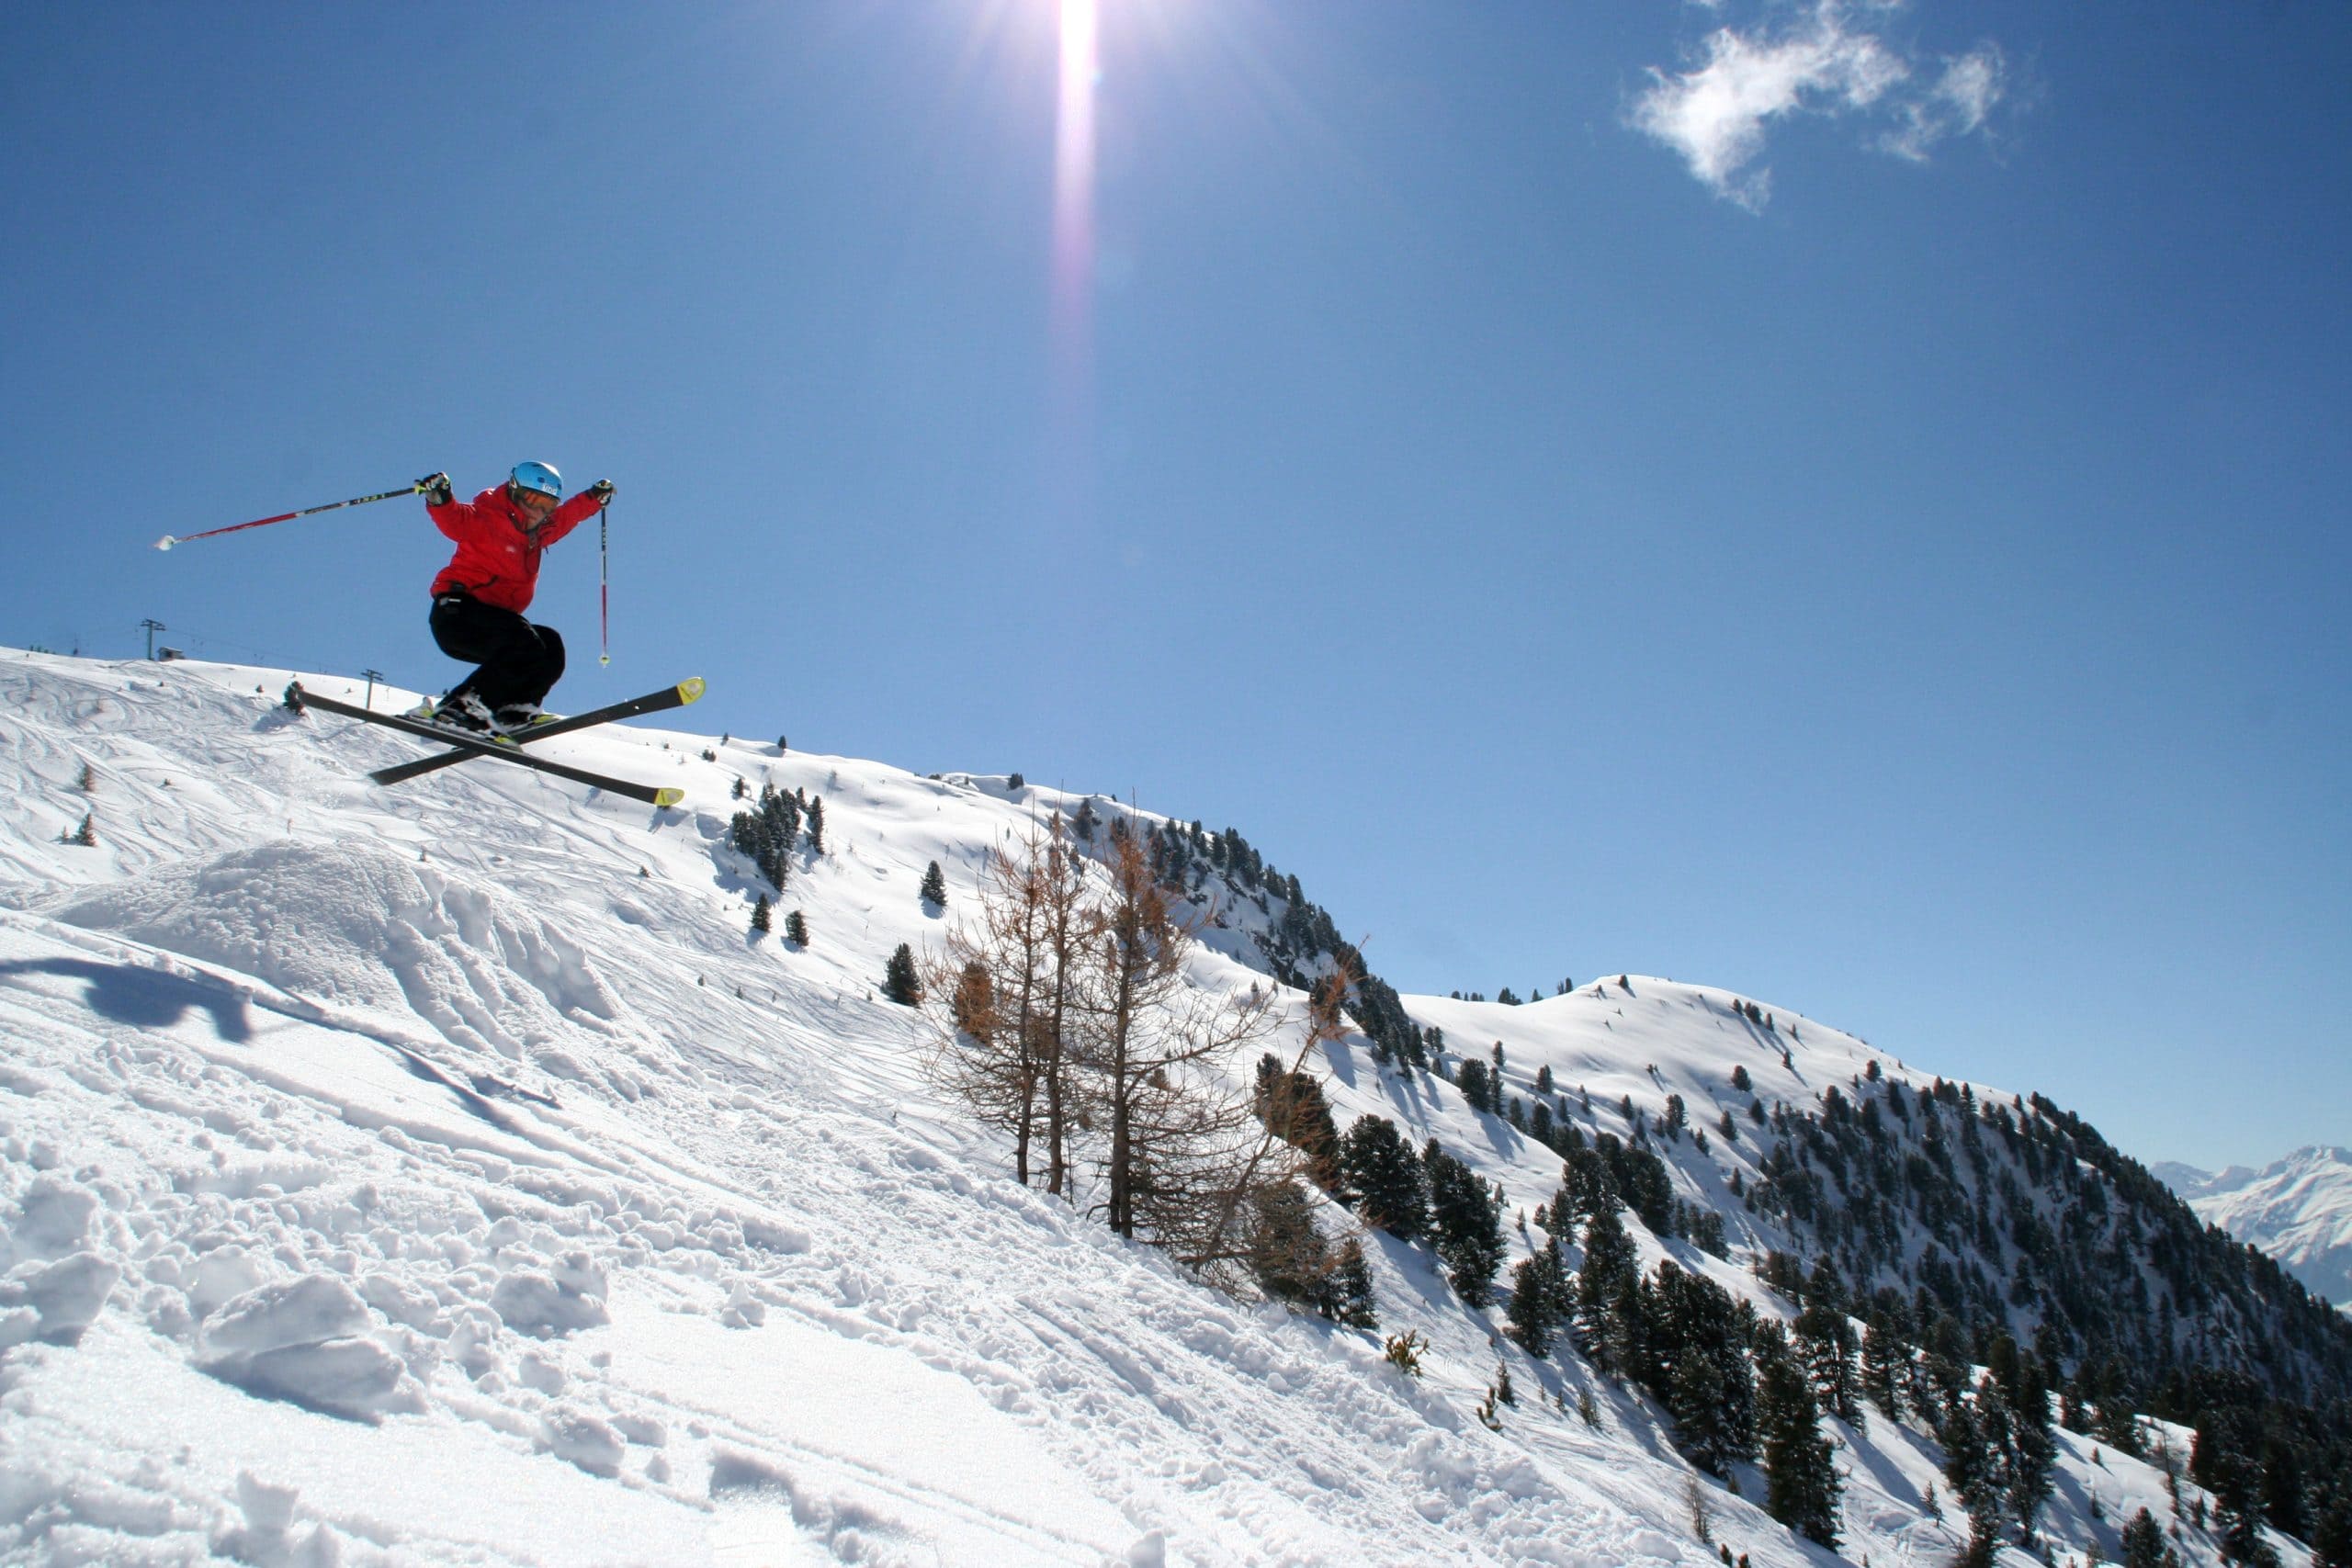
[{"xmin": 2158, "ymin": 1145, "xmax": 2352, "ymax": 1308}]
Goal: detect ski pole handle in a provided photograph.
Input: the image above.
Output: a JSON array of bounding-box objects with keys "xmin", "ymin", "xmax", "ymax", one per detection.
[{"xmin": 156, "ymin": 480, "xmax": 427, "ymax": 551}]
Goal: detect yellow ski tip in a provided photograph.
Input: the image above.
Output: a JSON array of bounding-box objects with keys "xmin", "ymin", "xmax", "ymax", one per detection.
[
  {"xmin": 675, "ymin": 677, "xmax": 706, "ymax": 705},
  {"xmin": 654, "ymin": 787, "xmax": 685, "ymax": 809}
]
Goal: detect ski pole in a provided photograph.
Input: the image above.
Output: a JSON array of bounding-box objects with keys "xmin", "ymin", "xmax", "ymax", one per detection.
[
  {"xmin": 598, "ymin": 501, "xmax": 611, "ymax": 665},
  {"xmin": 155, "ymin": 480, "xmax": 427, "ymax": 551}
]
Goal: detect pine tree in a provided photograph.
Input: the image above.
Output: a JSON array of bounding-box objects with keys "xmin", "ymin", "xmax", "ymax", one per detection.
[
  {"xmin": 1323, "ymin": 1239, "xmax": 1378, "ymax": 1329},
  {"xmin": 2120, "ymin": 1507, "xmax": 2169, "ymax": 1568},
  {"xmin": 1456, "ymin": 1056, "xmax": 1492, "ymax": 1112},
  {"xmin": 2210, "ymin": 1447, "xmax": 2278, "ymax": 1568},
  {"xmin": 1337, "ymin": 1115, "xmax": 1429, "ymax": 1241},
  {"xmin": 919, "ymin": 860, "xmax": 948, "ymax": 909},
  {"xmin": 1606, "ymin": 1274, "xmax": 1649, "ymax": 1392},
  {"xmin": 1505, "ymin": 1237, "xmax": 1570, "ymax": 1358},
  {"xmin": 2006, "ymin": 1362, "xmax": 2058, "ymax": 1544},
  {"xmin": 1950, "ymin": 1518, "xmax": 2000, "ymax": 1568},
  {"xmin": 2312, "ymin": 1496, "xmax": 2352, "ymax": 1568},
  {"xmin": 1424, "ymin": 1141, "xmax": 1504, "ymax": 1307},
  {"xmin": 2092, "ymin": 1371, "xmax": 2145, "ymax": 1459},
  {"xmin": 63, "ymin": 813, "xmax": 96, "ymax": 847},
  {"xmin": 729, "ymin": 783, "xmax": 802, "ymax": 890},
  {"xmin": 1254, "ymin": 1055, "xmax": 1342, "ymax": 1191},
  {"xmin": 1860, "ymin": 1317, "xmax": 1904, "ymax": 1421},
  {"xmin": 2258, "ymin": 1432, "xmax": 2305, "ymax": 1545},
  {"xmin": 1944, "ymin": 1378, "xmax": 2016, "ymax": 1554},
  {"xmin": 882, "ymin": 942, "xmax": 922, "ymax": 1005},
  {"xmin": 1643, "ymin": 1261, "xmax": 1758, "ymax": 1475},
  {"xmin": 804, "ymin": 795, "xmax": 825, "ymax": 852},
  {"xmin": 785, "ymin": 909, "xmax": 808, "ymax": 945},
  {"xmin": 1247, "ymin": 1179, "xmax": 1368, "ymax": 1324},
  {"xmin": 1756, "ymin": 1326, "xmax": 1842, "ymax": 1548},
  {"xmin": 1669, "ymin": 1346, "xmax": 1731, "ymax": 1470},
  {"xmin": 1575, "ymin": 1205, "xmax": 1639, "ymax": 1375},
  {"xmin": 1795, "ymin": 1303, "xmax": 1865, "ymax": 1428},
  {"xmin": 750, "ymin": 894, "xmax": 772, "ymax": 934}
]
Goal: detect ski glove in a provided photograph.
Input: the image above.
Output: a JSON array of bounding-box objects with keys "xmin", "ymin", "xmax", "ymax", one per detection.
[
  {"xmin": 418, "ymin": 472, "xmax": 453, "ymax": 506},
  {"xmin": 589, "ymin": 479, "xmax": 616, "ymax": 507}
]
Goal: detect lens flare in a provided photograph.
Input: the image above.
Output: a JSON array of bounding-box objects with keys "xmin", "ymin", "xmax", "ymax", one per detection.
[{"xmin": 1050, "ymin": 0, "xmax": 1098, "ymax": 516}]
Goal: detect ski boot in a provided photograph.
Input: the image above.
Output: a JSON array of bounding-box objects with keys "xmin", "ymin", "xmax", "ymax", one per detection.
[
  {"xmin": 417, "ymin": 693, "xmax": 496, "ymax": 735},
  {"xmin": 491, "ymin": 703, "xmax": 559, "ymax": 736}
]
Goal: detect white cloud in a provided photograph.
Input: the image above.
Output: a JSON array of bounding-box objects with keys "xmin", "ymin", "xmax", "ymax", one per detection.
[
  {"xmin": 1880, "ymin": 44, "xmax": 2006, "ymax": 162},
  {"xmin": 1631, "ymin": 3, "xmax": 2007, "ymax": 209},
  {"xmin": 1938, "ymin": 46, "xmax": 2004, "ymax": 132}
]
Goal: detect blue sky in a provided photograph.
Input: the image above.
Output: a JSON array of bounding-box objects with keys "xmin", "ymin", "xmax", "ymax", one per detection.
[{"xmin": 3, "ymin": 1, "xmax": 2344, "ymax": 1171}]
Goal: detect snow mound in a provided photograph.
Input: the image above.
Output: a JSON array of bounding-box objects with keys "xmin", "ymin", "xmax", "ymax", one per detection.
[
  {"xmin": 8, "ymin": 1170, "xmax": 100, "ymax": 1255},
  {"xmin": 214, "ymin": 1471, "xmax": 345, "ymax": 1568},
  {"xmin": 49, "ymin": 836, "xmax": 624, "ymax": 1060},
  {"xmin": 198, "ymin": 1274, "xmax": 372, "ymax": 1359},
  {"xmin": 537, "ymin": 1404, "xmax": 625, "ymax": 1476},
  {"xmin": 0, "ymin": 1252, "xmax": 119, "ymax": 1348},
  {"xmin": 0, "ymin": 1172, "xmax": 119, "ymax": 1347},
  {"xmin": 198, "ymin": 1274, "xmax": 423, "ymax": 1422},
  {"xmin": 489, "ymin": 1252, "xmax": 610, "ymax": 1338}
]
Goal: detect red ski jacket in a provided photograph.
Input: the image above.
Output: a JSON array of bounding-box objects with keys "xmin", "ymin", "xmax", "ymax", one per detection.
[{"xmin": 426, "ymin": 484, "xmax": 601, "ymax": 614}]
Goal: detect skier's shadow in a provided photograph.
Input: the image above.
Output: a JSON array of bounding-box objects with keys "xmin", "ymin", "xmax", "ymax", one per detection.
[
  {"xmin": 0, "ymin": 958, "xmax": 254, "ymax": 1043},
  {"xmin": 0, "ymin": 957, "xmax": 523, "ymax": 1131}
]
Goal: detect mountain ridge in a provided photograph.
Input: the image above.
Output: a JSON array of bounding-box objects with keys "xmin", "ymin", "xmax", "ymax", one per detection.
[
  {"xmin": 1, "ymin": 647, "xmax": 2341, "ymax": 1567},
  {"xmin": 2159, "ymin": 1146, "xmax": 2352, "ymax": 1309}
]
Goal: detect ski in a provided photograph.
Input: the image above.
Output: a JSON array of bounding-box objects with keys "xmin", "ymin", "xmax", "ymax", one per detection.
[
  {"xmin": 368, "ymin": 677, "xmax": 707, "ymax": 786},
  {"xmin": 288, "ymin": 683, "xmax": 688, "ymax": 808}
]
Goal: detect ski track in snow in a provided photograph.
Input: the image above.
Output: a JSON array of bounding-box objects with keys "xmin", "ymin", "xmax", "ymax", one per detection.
[{"xmin": 0, "ymin": 651, "xmax": 2308, "ymax": 1568}]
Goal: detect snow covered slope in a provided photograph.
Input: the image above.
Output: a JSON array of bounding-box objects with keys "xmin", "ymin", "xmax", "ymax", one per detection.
[
  {"xmin": 0, "ymin": 649, "xmax": 2315, "ymax": 1566},
  {"xmin": 2159, "ymin": 1148, "xmax": 2352, "ymax": 1308}
]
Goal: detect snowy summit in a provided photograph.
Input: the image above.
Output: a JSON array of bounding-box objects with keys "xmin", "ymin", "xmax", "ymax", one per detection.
[{"xmin": 2158, "ymin": 1148, "xmax": 2352, "ymax": 1312}]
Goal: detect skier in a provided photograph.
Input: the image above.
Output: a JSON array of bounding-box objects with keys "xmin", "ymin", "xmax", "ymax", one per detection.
[{"xmin": 412, "ymin": 463, "xmax": 613, "ymax": 733}]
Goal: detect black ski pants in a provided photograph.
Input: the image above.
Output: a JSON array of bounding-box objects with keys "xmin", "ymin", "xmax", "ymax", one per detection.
[{"xmin": 430, "ymin": 592, "xmax": 565, "ymax": 712}]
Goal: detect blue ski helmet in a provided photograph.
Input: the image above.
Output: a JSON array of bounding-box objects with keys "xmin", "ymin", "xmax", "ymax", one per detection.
[{"xmin": 511, "ymin": 460, "xmax": 562, "ymax": 501}]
